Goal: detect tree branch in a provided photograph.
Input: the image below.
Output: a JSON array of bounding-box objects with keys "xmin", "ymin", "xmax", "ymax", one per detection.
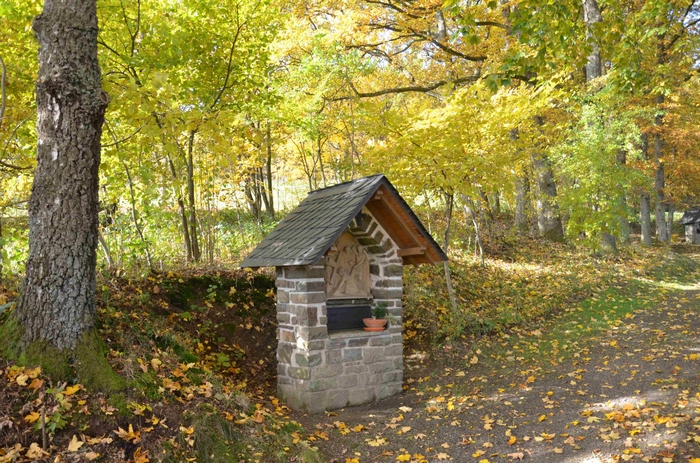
[
  {"xmin": 328, "ymin": 74, "xmax": 480, "ymax": 101},
  {"xmin": 0, "ymin": 55, "xmax": 6, "ymax": 130}
]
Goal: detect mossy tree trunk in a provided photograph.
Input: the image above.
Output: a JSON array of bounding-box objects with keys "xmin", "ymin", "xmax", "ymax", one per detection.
[{"xmin": 15, "ymin": 0, "xmax": 107, "ymax": 351}]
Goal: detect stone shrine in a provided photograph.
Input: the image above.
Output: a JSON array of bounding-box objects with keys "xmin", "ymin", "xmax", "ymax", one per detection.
[{"xmin": 241, "ymin": 174, "xmax": 446, "ymax": 413}]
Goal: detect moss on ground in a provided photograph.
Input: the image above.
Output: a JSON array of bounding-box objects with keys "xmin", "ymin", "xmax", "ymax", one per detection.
[{"xmin": 0, "ymin": 313, "xmax": 124, "ymax": 392}]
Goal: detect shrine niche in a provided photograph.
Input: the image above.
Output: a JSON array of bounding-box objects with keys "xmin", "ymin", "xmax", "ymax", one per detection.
[
  {"xmin": 240, "ymin": 174, "xmax": 447, "ymax": 413},
  {"xmin": 325, "ymin": 232, "xmax": 371, "ymax": 299}
]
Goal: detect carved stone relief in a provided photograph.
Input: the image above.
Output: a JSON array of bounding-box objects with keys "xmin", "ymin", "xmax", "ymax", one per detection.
[{"xmin": 325, "ymin": 232, "xmax": 371, "ymax": 299}]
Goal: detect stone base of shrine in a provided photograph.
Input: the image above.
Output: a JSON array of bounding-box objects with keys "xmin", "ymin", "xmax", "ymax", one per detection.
[{"xmin": 277, "ymin": 329, "xmax": 403, "ymax": 414}]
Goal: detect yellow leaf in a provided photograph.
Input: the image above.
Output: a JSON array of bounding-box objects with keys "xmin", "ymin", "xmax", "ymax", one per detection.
[
  {"xmin": 470, "ymin": 356, "xmax": 479, "ymax": 365},
  {"xmin": 554, "ymin": 448, "xmax": 563, "ymax": 453},
  {"xmin": 134, "ymin": 447, "xmax": 150, "ymax": 463},
  {"xmin": 150, "ymin": 358, "xmax": 162, "ymax": 371},
  {"xmin": 64, "ymin": 385, "xmax": 81, "ymax": 396},
  {"xmin": 26, "ymin": 443, "xmax": 48, "ymax": 459},
  {"xmin": 397, "ymin": 454, "xmax": 411, "ymax": 461},
  {"xmin": 67, "ymin": 435, "xmax": 84, "ymax": 452},
  {"xmin": 15, "ymin": 374, "xmax": 28, "ymax": 386},
  {"xmin": 24, "ymin": 412, "xmax": 41, "ymax": 423},
  {"xmin": 85, "ymin": 452, "xmax": 100, "ymax": 461},
  {"xmin": 398, "ymin": 406, "xmax": 413, "ymax": 413},
  {"xmin": 436, "ymin": 453, "xmax": 450, "ymax": 460},
  {"xmin": 400, "ymin": 426, "xmax": 412, "ymax": 433},
  {"xmin": 508, "ymin": 435, "xmax": 517, "ymax": 445},
  {"xmin": 538, "ymin": 414, "xmax": 547, "ymax": 422}
]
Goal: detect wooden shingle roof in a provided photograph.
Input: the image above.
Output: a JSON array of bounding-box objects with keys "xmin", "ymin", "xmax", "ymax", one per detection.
[
  {"xmin": 680, "ymin": 209, "xmax": 700, "ymax": 225},
  {"xmin": 240, "ymin": 174, "xmax": 447, "ymax": 268}
]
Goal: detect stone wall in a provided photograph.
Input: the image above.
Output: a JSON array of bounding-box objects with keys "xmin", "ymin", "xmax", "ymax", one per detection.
[{"xmin": 275, "ymin": 209, "xmax": 404, "ymax": 413}]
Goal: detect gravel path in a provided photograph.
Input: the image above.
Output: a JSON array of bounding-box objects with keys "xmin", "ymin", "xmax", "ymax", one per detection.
[{"xmin": 295, "ymin": 284, "xmax": 700, "ymax": 463}]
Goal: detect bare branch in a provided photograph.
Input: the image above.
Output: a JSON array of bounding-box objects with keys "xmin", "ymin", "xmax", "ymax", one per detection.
[{"xmin": 329, "ymin": 74, "xmax": 480, "ymax": 101}]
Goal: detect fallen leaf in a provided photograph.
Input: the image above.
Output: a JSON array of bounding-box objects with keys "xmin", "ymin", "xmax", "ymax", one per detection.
[{"xmin": 67, "ymin": 435, "xmax": 84, "ymax": 452}]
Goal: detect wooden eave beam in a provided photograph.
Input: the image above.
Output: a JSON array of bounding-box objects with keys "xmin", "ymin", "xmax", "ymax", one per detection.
[{"xmin": 397, "ymin": 246, "xmax": 426, "ymax": 257}]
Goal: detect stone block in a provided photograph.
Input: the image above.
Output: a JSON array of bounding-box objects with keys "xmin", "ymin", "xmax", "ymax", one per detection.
[
  {"xmin": 296, "ymin": 352, "xmax": 322, "ymax": 367},
  {"xmin": 343, "ymin": 348, "xmax": 363, "ymax": 361},
  {"xmin": 297, "ymin": 326, "xmax": 327, "ymax": 341},
  {"xmin": 348, "ymin": 388, "xmax": 374, "ymax": 406},
  {"xmin": 276, "ymin": 313, "xmax": 291, "ymax": 324},
  {"xmin": 278, "ymin": 385, "xmax": 304, "ymax": 411},
  {"xmin": 296, "ymin": 280, "xmax": 325, "ymax": 292},
  {"xmin": 384, "ymin": 344, "xmax": 403, "ymax": 357},
  {"xmin": 291, "ymin": 292, "xmax": 326, "ymax": 304},
  {"xmin": 277, "ymin": 375, "xmax": 292, "ymax": 385},
  {"xmin": 325, "ymin": 349, "xmax": 343, "ymax": 364},
  {"xmin": 319, "ymin": 316, "xmax": 328, "ymax": 326},
  {"xmin": 280, "ymin": 330, "xmax": 295, "ymax": 342},
  {"xmin": 314, "ymin": 363, "xmax": 344, "ymax": 379},
  {"xmin": 374, "ymin": 278, "xmax": 402, "ymax": 288},
  {"xmin": 367, "ymin": 221, "xmax": 378, "ymax": 235},
  {"xmin": 363, "ymin": 348, "xmax": 385, "ymax": 364},
  {"xmin": 308, "ymin": 340, "xmax": 325, "ymax": 351},
  {"xmin": 338, "ymin": 374, "xmax": 358, "ymax": 388},
  {"xmin": 345, "ymin": 364, "xmax": 369, "ymax": 374},
  {"xmin": 371, "ymin": 288, "xmax": 403, "ymax": 299},
  {"xmin": 368, "ymin": 373, "xmax": 384, "ymax": 385},
  {"xmin": 327, "ymin": 389, "xmax": 350, "ymax": 410},
  {"xmin": 348, "ymin": 338, "xmax": 369, "ymax": 347},
  {"xmin": 393, "ymin": 358, "xmax": 403, "ymax": 370},
  {"xmin": 375, "ymin": 382, "xmax": 402, "ymax": 400},
  {"xmin": 275, "ymin": 278, "xmax": 293, "ymax": 288},
  {"xmin": 288, "ymin": 367, "xmax": 310, "ymax": 380},
  {"xmin": 277, "ymin": 363, "xmax": 287, "ymax": 376},
  {"xmin": 383, "ymin": 371, "xmax": 403, "ymax": 383},
  {"xmin": 368, "ymin": 361, "xmax": 394, "ymax": 374},
  {"xmin": 277, "ymin": 289, "xmax": 290, "ymax": 303},
  {"xmin": 309, "ymin": 378, "xmax": 338, "ymax": 392},
  {"xmin": 308, "ymin": 307, "xmax": 318, "ymax": 326},
  {"xmin": 305, "ymin": 392, "xmax": 330, "ymax": 414},
  {"xmin": 277, "ymin": 343, "xmax": 293, "ymax": 364},
  {"xmin": 284, "ymin": 266, "xmax": 325, "ymax": 279},
  {"xmin": 369, "ymin": 336, "xmax": 392, "ymax": 347},
  {"xmin": 329, "ymin": 339, "xmax": 347, "ymax": 349},
  {"xmin": 383, "ymin": 264, "xmax": 403, "ymax": 277},
  {"xmin": 370, "ymin": 264, "xmax": 380, "ymax": 276},
  {"xmin": 373, "ymin": 230, "xmax": 385, "ymax": 244}
]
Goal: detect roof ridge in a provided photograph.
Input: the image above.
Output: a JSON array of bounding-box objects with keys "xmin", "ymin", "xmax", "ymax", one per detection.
[{"xmin": 308, "ymin": 174, "xmax": 385, "ymax": 195}]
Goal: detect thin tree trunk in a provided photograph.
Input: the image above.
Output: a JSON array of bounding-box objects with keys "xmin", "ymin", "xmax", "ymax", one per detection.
[
  {"xmin": 187, "ymin": 130, "xmax": 201, "ymax": 261},
  {"xmin": 514, "ymin": 174, "xmax": 530, "ymax": 230},
  {"xmin": 442, "ymin": 192, "xmax": 458, "ymax": 314},
  {"xmin": 97, "ymin": 229, "xmax": 113, "ymax": 268},
  {"xmin": 265, "ymin": 121, "xmax": 274, "ymax": 219},
  {"xmin": 16, "ymin": 0, "xmax": 107, "ymax": 350},
  {"xmin": 166, "ymin": 153, "xmax": 192, "ymax": 262},
  {"xmin": 462, "ymin": 196, "xmax": 485, "ymax": 266},
  {"xmin": 617, "ymin": 150, "xmax": 631, "ymax": 243},
  {"xmin": 123, "ymin": 162, "xmax": 153, "ymax": 269},
  {"xmin": 641, "ymin": 194, "xmax": 652, "ymax": 246},
  {"xmin": 667, "ymin": 203, "xmax": 675, "ymax": 243}
]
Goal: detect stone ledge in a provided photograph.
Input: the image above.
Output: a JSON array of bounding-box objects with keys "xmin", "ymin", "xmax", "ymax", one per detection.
[{"xmin": 328, "ymin": 329, "xmax": 393, "ymax": 340}]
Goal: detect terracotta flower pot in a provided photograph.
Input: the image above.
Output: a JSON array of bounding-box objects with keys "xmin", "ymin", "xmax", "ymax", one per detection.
[{"xmin": 363, "ymin": 318, "xmax": 387, "ymax": 331}]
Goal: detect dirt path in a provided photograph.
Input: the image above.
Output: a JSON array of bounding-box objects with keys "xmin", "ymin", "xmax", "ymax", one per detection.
[{"xmin": 295, "ymin": 283, "xmax": 700, "ymax": 463}]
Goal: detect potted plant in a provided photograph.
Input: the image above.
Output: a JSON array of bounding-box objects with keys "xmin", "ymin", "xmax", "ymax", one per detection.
[{"xmin": 363, "ymin": 302, "xmax": 388, "ymax": 331}]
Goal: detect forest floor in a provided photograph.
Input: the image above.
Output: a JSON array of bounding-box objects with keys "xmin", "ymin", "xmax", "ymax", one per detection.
[{"xmin": 0, "ymin": 243, "xmax": 699, "ymax": 463}]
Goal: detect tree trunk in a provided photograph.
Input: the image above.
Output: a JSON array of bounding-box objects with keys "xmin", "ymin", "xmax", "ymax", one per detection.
[
  {"xmin": 514, "ymin": 174, "xmax": 530, "ymax": 230},
  {"xmin": 617, "ymin": 150, "xmax": 631, "ymax": 243},
  {"xmin": 265, "ymin": 122, "xmax": 275, "ymax": 219},
  {"xmin": 123, "ymin": 162, "xmax": 153, "ymax": 269},
  {"xmin": 442, "ymin": 192, "xmax": 458, "ymax": 314},
  {"xmin": 654, "ymin": 150, "xmax": 667, "ymax": 243},
  {"xmin": 187, "ymin": 130, "xmax": 201, "ymax": 261},
  {"xmin": 667, "ymin": 203, "xmax": 675, "ymax": 243},
  {"xmin": 97, "ymin": 230, "xmax": 113, "ymax": 268},
  {"xmin": 166, "ymin": 153, "xmax": 192, "ymax": 262},
  {"xmin": 584, "ymin": 0, "xmax": 616, "ymax": 254},
  {"xmin": 640, "ymin": 193, "xmax": 652, "ymax": 246},
  {"xmin": 531, "ymin": 152, "xmax": 565, "ymax": 242},
  {"xmin": 16, "ymin": 0, "xmax": 107, "ymax": 350}
]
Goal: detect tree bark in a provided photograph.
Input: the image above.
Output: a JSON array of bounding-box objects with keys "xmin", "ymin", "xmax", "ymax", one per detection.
[
  {"xmin": 640, "ymin": 193, "xmax": 652, "ymax": 246},
  {"xmin": 16, "ymin": 0, "xmax": 107, "ymax": 350},
  {"xmin": 531, "ymin": 151, "xmax": 565, "ymax": 242},
  {"xmin": 186, "ymin": 130, "xmax": 201, "ymax": 262},
  {"xmin": 265, "ymin": 121, "xmax": 275, "ymax": 219},
  {"xmin": 514, "ymin": 174, "xmax": 530, "ymax": 230}
]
